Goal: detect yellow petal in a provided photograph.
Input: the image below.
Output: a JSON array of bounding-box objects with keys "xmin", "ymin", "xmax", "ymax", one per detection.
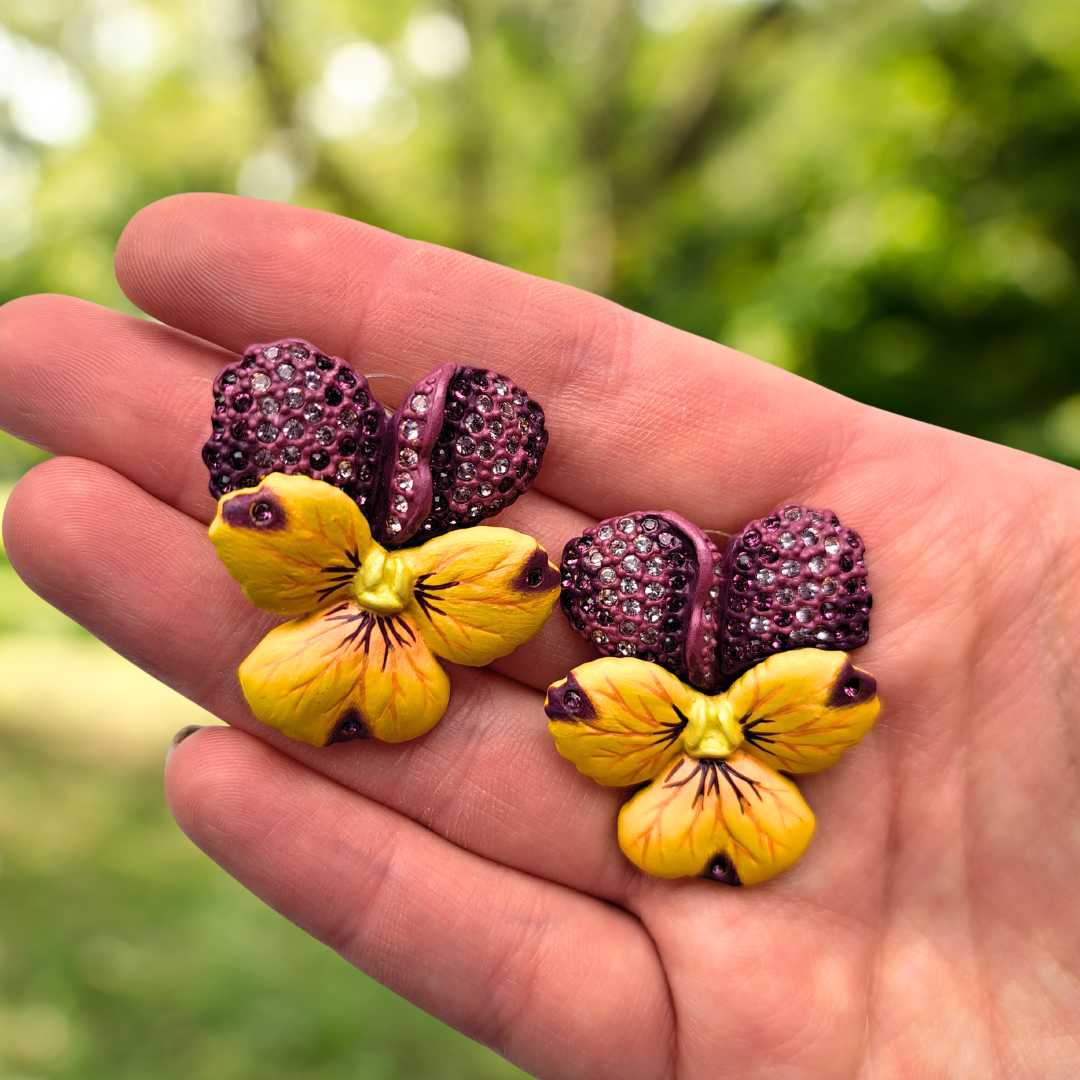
[
  {"xmin": 724, "ymin": 650, "xmax": 880, "ymax": 774},
  {"xmin": 238, "ymin": 603, "xmax": 450, "ymax": 746},
  {"xmin": 210, "ymin": 473, "xmax": 373, "ymax": 616},
  {"xmin": 546, "ymin": 657, "xmax": 702, "ymax": 786},
  {"xmin": 400, "ymin": 526, "xmax": 560, "ymax": 666},
  {"xmin": 617, "ymin": 751, "xmax": 815, "ymax": 885}
]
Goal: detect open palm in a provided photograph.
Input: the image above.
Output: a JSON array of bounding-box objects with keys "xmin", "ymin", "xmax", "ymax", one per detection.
[{"xmin": 3, "ymin": 195, "xmax": 1078, "ymax": 1079}]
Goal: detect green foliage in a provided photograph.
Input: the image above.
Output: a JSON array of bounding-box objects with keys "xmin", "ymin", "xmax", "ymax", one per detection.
[{"xmin": 0, "ymin": 1, "xmax": 1077, "ymax": 1075}]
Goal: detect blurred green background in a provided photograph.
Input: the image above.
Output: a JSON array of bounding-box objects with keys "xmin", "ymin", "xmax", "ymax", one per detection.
[{"xmin": 0, "ymin": 0, "xmax": 1077, "ymax": 1076}]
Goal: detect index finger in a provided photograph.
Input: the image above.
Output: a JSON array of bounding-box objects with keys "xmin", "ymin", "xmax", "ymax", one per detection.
[{"xmin": 116, "ymin": 194, "xmax": 867, "ymax": 529}]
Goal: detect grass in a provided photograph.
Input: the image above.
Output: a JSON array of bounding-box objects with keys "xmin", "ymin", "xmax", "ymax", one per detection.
[{"xmin": 0, "ymin": 487, "xmax": 524, "ymax": 1080}]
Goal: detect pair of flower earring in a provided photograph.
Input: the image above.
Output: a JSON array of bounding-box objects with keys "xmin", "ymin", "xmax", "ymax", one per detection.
[{"xmin": 205, "ymin": 341, "xmax": 879, "ymax": 886}]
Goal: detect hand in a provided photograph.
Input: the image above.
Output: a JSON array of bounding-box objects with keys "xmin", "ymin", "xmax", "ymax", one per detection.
[{"xmin": 2, "ymin": 195, "xmax": 1077, "ymax": 1079}]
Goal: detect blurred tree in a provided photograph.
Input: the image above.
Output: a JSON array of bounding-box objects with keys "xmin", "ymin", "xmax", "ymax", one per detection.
[{"xmin": 1, "ymin": 0, "xmax": 1077, "ymax": 479}]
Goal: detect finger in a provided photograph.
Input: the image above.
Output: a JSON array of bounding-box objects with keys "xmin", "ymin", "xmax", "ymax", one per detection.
[
  {"xmin": 166, "ymin": 725, "xmax": 672, "ymax": 1080},
  {"xmin": 0, "ymin": 293, "xmax": 593, "ymax": 673},
  {"xmin": 115, "ymin": 193, "xmax": 871, "ymax": 527},
  {"xmin": 3, "ymin": 456, "xmax": 629, "ymax": 900}
]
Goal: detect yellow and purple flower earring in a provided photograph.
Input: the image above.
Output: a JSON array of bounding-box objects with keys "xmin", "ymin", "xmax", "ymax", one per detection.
[
  {"xmin": 546, "ymin": 507, "xmax": 880, "ymax": 885},
  {"xmin": 203, "ymin": 339, "xmax": 559, "ymax": 747}
]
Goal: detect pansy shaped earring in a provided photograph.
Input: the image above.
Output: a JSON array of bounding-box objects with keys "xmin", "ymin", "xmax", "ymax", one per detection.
[
  {"xmin": 546, "ymin": 648, "xmax": 880, "ymax": 885},
  {"xmin": 211, "ymin": 472, "xmax": 560, "ymax": 746}
]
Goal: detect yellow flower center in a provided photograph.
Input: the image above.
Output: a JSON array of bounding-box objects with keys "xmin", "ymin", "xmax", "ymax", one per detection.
[
  {"xmin": 351, "ymin": 546, "xmax": 415, "ymax": 615},
  {"xmin": 681, "ymin": 696, "xmax": 744, "ymax": 760}
]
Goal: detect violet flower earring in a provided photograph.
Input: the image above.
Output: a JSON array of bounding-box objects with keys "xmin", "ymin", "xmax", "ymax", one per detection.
[
  {"xmin": 546, "ymin": 505, "xmax": 879, "ymax": 886},
  {"xmin": 202, "ymin": 339, "xmax": 559, "ymax": 747}
]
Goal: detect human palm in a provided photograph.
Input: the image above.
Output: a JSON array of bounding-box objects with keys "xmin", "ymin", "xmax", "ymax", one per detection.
[{"xmin": 3, "ymin": 195, "xmax": 1078, "ymax": 1079}]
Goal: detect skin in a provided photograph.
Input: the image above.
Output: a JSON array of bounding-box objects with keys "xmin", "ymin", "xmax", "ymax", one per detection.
[{"xmin": 1, "ymin": 194, "xmax": 1078, "ymax": 1079}]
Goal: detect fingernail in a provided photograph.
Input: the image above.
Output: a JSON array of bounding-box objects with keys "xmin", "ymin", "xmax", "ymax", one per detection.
[{"xmin": 167, "ymin": 724, "xmax": 205, "ymax": 759}]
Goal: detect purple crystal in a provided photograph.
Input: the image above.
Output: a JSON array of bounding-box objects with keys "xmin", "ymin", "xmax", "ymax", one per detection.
[
  {"xmin": 373, "ymin": 363, "xmax": 548, "ymax": 545},
  {"xmin": 559, "ymin": 511, "xmax": 724, "ymax": 691},
  {"xmin": 201, "ymin": 339, "xmax": 386, "ymax": 508},
  {"xmin": 719, "ymin": 505, "xmax": 871, "ymax": 676}
]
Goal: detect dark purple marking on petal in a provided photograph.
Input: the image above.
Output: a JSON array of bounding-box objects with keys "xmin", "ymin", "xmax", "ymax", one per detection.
[
  {"xmin": 545, "ymin": 672, "xmax": 595, "ymax": 722},
  {"xmin": 328, "ymin": 708, "xmax": 369, "ymax": 744},
  {"xmin": 827, "ymin": 660, "xmax": 878, "ymax": 709},
  {"xmin": 221, "ymin": 490, "xmax": 288, "ymax": 530},
  {"xmin": 702, "ymin": 852, "xmax": 741, "ymax": 886},
  {"xmin": 512, "ymin": 547, "xmax": 559, "ymax": 593}
]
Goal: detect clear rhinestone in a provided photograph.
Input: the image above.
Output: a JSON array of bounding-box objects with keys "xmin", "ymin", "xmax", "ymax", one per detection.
[
  {"xmin": 736, "ymin": 553, "xmax": 753, "ymax": 572},
  {"xmin": 616, "ymin": 641, "xmax": 636, "ymax": 657},
  {"xmin": 253, "ymin": 449, "xmax": 274, "ymax": 468},
  {"xmin": 255, "ymin": 421, "xmax": 277, "ymax": 442},
  {"xmin": 796, "ymin": 607, "xmax": 814, "ymax": 624},
  {"xmin": 399, "ymin": 447, "xmax": 419, "ymax": 467},
  {"xmin": 622, "ymin": 599, "xmax": 641, "ymax": 616},
  {"xmin": 492, "ymin": 458, "xmax": 510, "ymax": 475},
  {"xmin": 251, "ymin": 372, "xmax": 271, "ymax": 392},
  {"xmin": 452, "ymin": 486, "xmax": 470, "ymax": 503},
  {"xmin": 809, "ymin": 555, "xmax": 827, "ymax": 574},
  {"xmin": 464, "ymin": 412, "xmax": 485, "ymax": 433},
  {"xmin": 619, "ymin": 621, "xmax": 636, "ymax": 636},
  {"xmin": 790, "ymin": 629, "xmax": 809, "ymax": 644},
  {"xmin": 645, "ymin": 557, "xmax": 665, "ymax": 576},
  {"xmin": 499, "ymin": 400, "xmax": 514, "ymax": 417},
  {"xmin": 641, "ymin": 517, "xmax": 659, "ymax": 532},
  {"xmin": 337, "ymin": 461, "xmax": 354, "ymax": 480},
  {"xmin": 455, "ymin": 435, "xmax": 476, "ymax": 456},
  {"xmin": 799, "ymin": 581, "xmax": 819, "ymax": 600},
  {"xmin": 644, "ymin": 582, "xmax": 664, "ymax": 600},
  {"xmin": 756, "ymin": 568, "xmax": 775, "ymax": 587},
  {"xmin": 634, "ymin": 535, "xmax": 654, "ymax": 554},
  {"xmin": 597, "ymin": 525, "xmax": 614, "ymax": 541},
  {"xmin": 610, "ymin": 539, "xmax": 627, "ymax": 557},
  {"xmin": 284, "ymin": 387, "xmax": 303, "ymax": 408},
  {"xmin": 283, "ymin": 419, "xmax": 304, "ymax": 440},
  {"xmin": 393, "ymin": 494, "xmax": 409, "ymax": 514},
  {"xmin": 658, "ymin": 532, "xmax": 676, "ymax": 548},
  {"xmin": 587, "ymin": 550, "xmax": 603, "ymax": 569},
  {"xmin": 303, "ymin": 402, "xmax": 323, "ymax": 422},
  {"xmin": 777, "ymin": 587, "xmax": 796, "ymax": 605},
  {"xmin": 784, "ymin": 506, "xmax": 801, "ymax": 521},
  {"xmin": 263, "ymin": 346, "xmax": 279, "ymax": 360},
  {"xmin": 822, "ymin": 577, "xmax": 838, "ymax": 596},
  {"xmin": 816, "ymin": 628, "xmax": 833, "ymax": 642},
  {"xmin": 315, "ymin": 425, "xmax": 334, "ymax": 445},
  {"xmin": 781, "ymin": 560, "xmax": 800, "ymax": 577},
  {"xmin": 592, "ymin": 629, "xmax": 609, "ymax": 645},
  {"xmin": 645, "ymin": 607, "xmax": 663, "ymax": 623},
  {"xmin": 809, "ymin": 511, "xmax": 824, "ymax": 524},
  {"xmin": 709, "ymin": 587, "xmax": 720, "ymax": 600},
  {"xmin": 457, "ymin": 462, "xmax": 477, "ymax": 481},
  {"xmin": 396, "ymin": 472, "xmax": 414, "ymax": 492},
  {"xmin": 304, "ymin": 370, "xmax": 321, "ymax": 388},
  {"xmin": 599, "ymin": 589, "xmax": 617, "ymax": 606},
  {"xmin": 400, "ymin": 419, "xmax": 420, "ymax": 441},
  {"xmin": 824, "ymin": 535, "xmax": 841, "ymax": 555},
  {"xmin": 618, "ymin": 517, "xmax": 636, "ymax": 535},
  {"xmin": 338, "ymin": 408, "xmax": 359, "ymax": 429},
  {"xmin": 477, "ymin": 394, "xmax": 493, "ymax": 412},
  {"xmin": 282, "ymin": 445, "xmax": 300, "ymax": 465},
  {"xmin": 478, "ymin": 482, "xmax": 493, "ymax": 498},
  {"xmin": 410, "ymin": 393, "xmax": 429, "ymax": 414},
  {"xmin": 779, "ymin": 532, "xmax": 797, "ymax": 550},
  {"xmin": 619, "ymin": 577, "xmax": 638, "ymax": 595},
  {"xmin": 276, "ymin": 363, "xmax": 295, "ymax": 382},
  {"xmin": 259, "ymin": 397, "xmax": 279, "ymax": 416},
  {"xmin": 386, "ymin": 517, "xmax": 403, "ymax": 535},
  {"xmin": 599, "ymin": 567, "xmax": 617, "ymax": 584},
  {"xmin": 801, "ymin": 529, "xmax": 818, "ymax": 546},
  {"xmin": 493, "ymin": 380, "xmax": 508, "ymax": 396},
  {"xmin": 749, "ymin": 616, "xmax": 770, "ymax": 634},
  {"xmin": 641, "ymin": 628, "xmax": 659, "ymax": 644},
  {"xmin": 622, "ymin": 554, "xmax": 642, "ymax": 574}
]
